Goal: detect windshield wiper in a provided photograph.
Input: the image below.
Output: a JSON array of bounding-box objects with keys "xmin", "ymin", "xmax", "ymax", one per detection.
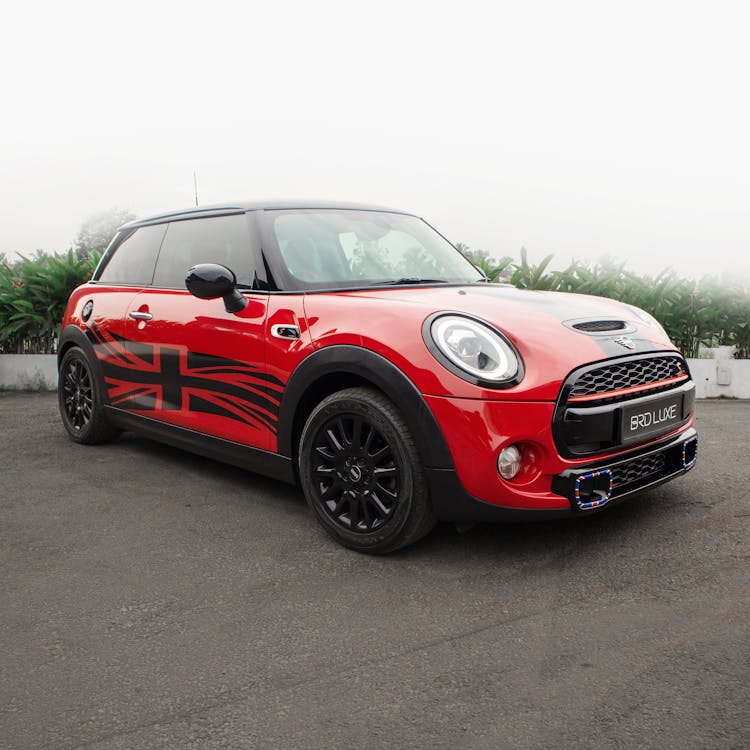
[{"xmin": 371, "ymin": 277, "xmax": 450, "ymax": 286}]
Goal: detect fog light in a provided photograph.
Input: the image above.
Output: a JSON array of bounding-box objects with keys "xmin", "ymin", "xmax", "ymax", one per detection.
[{"xmin": 497, "ymin": 444, "xmax": 522, "ymax": 479}]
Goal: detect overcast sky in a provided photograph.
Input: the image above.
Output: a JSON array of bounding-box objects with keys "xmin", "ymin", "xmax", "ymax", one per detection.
[{"xmin": 1, "ymin": 0, "xmax": 748, "ymax": 279}]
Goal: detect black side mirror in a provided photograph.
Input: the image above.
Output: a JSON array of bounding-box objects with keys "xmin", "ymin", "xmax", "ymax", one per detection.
[{"xmin": 185, "ymin": 263, "xmax": 248, "ymax": 314}]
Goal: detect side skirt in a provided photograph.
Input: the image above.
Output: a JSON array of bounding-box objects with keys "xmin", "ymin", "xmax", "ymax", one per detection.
[{"xmin": 104, "ymin": 406, "xmax": 296, "ymax": 485}]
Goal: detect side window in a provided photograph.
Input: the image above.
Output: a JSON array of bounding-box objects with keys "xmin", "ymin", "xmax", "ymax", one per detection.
[
  {"xmin": 97, "ymin": 224, "xmax": 167, "ymax": 285},
  {"xmin": 152, "ymin": 214, "xmax": 257, "ymax": 289}
]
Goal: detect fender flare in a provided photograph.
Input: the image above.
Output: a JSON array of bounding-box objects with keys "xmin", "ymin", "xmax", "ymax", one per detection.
[
  {"xmin": 57, "ymin": 325, "xmax": 107, "ymax": 394},
  {"xmin": 276, "ymin": 345, "xmax": 454, "ymax": 470}
]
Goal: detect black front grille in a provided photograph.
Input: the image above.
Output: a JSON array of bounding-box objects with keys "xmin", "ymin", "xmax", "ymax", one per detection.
[
  {"xmin": 553, "ymin": 353, "xmax": 695, "ymax": 458},
  {"xmin": 572, "ymin": 320, "xmax": 627, "ymax": 332},
  {"xmin": 611, "ymin": 453, "xmax": 666, "ymax": 491},
  {"xmin": 569, "ymin": 355, "xmax": 685, "ymax": 398}
]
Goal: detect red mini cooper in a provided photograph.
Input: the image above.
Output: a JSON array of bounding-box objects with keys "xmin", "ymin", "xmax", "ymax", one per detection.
[{"xmin": 58, "ymin": 201, "xmax": 697, "ymax": 552}]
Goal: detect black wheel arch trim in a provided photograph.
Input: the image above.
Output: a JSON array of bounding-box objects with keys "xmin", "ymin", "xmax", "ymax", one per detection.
[
  {"xmin": 57, "ymin": 325, "xmax": 107, "ymax": 391},
  {"xmin": 277, "ymin": 345, "xmax": 455, "ymax": 470}
]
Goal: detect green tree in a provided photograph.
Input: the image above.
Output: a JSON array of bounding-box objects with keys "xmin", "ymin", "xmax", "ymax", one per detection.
[{"xmin": 74, "ymin": 207, "xmax": 135, "ymax": 260}]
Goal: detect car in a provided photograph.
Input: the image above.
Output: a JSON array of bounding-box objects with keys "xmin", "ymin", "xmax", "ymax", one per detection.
[{"xmin": 57, "ymin": 200, "xmax": 698, "ymax": 553}]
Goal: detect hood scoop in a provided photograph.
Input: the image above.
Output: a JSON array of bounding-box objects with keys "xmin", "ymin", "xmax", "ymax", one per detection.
[{"xmin": 566, "ymin": 318, "xmax": 635, "ymax": 335}]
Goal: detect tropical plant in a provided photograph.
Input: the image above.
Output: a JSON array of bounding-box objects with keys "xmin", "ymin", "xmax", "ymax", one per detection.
[{"xmin": 0, "ymin": 250, "xmax": 99, "ymax": 353}]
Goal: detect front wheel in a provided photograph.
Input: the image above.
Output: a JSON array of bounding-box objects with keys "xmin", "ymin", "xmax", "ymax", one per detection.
[
  {"xmin": 298, "ymin": 387, "xmax": 435, "ymax": 554},
  {"xmin": 58, "ymin": 346, "xmax": 120, "ymax": 444}
]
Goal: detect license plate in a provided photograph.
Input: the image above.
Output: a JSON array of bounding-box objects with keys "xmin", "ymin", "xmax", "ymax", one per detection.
[{"xmin": 620, "ymin": 393, "xmax": 684, "ymax": 445}]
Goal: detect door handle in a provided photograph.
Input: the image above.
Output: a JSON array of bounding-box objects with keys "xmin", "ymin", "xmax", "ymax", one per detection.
[
  {"xmin": 129, "ymin": 311, "xmax": 153, "ymax": 321},
  {"xmin": 271, "ymin": 324, "xmax": 300, "ymax": 340}
]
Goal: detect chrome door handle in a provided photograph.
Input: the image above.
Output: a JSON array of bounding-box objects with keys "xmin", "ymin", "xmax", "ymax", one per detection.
[
  {"xmin": 128, "ymin": 311, "xmax": 153, "ymax": 321},
  {"xmin": 271, "ymin": 324, "xmax": 300, "ymax": 340}
]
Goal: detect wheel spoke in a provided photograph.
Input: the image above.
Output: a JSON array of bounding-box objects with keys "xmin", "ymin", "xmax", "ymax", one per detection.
[
  {"xmin": 370, "ymin": 445, "xmax": 391, "ymax": 463},
  {"xmin": 373, "ymin": 466, "xmax": 397, "ymax": 478},
  {"xmin": 360, "ymin": 498, "xmax": 373, "ymax": 528},
  {"xmin": 332, "ymin": 495, "xmax": 348, "ymax": 516},
  {"xmin": 315, "ymin": 445, "xmax": 335, "ymax": 460},
  {"xmin": 320, "ymin": 480, "xmax": 344, "ymax": 500},
  {"xmin": 375, "ymin": 484, "xmax": 398, "ymax": 501},
  {"xmin": 362, "ymin": 425, "xmax": 374, "ymax": 454},
  {"xmin": 349, "ymin": 497, "xmax": 361, "ymax": 529},
  {"xmin": 369, "ymin": 492, "xmax": 390, "ymax": 517},
  {"xmin": 350, "ymin": 417, "xmax": 362, "ymax": 450},
  {"xmin": 335, "ymin": 417, "xmax": 350, "ymax": 446},
  {"xmin": 325, "ymin": 428, "xmax": 344, "ymax": 453}
]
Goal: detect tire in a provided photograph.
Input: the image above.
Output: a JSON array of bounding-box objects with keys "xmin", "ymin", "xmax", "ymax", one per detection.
[
  {"xmin": 58, "ymin": 346, "xmax": 120, "ymax": 444},
  {"xmin": 298, "ymin": 387, "xmax": 436, "ymax": 554}
]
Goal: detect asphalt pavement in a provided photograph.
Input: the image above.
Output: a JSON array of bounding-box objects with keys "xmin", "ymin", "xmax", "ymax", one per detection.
[{"xmin": 1, "ymin": 393, "xmax": 748, "ymax": 749}]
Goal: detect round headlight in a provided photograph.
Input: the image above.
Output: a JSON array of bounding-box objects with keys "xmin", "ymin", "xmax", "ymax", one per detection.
[{"xmin": 429, "ymin": 314, "xmax": 520, "ymax": 383}]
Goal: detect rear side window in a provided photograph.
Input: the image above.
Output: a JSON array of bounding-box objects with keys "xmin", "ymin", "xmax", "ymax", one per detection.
[
  {"xmin": 97, "ymin": 224, "xmax": 167, "ymax": 285},
  {"xmin": 153, "ymin": 214, "xmax": 256, "ymax": 289}
]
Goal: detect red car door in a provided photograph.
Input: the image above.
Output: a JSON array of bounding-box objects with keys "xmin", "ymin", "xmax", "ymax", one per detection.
[
  {"xmin": 115, "ymin": 213, "xmax": 278, "ymax": 451},
  {"xmin": 85, "ymin": 223, "xmax": 167, "ymax": 383}
]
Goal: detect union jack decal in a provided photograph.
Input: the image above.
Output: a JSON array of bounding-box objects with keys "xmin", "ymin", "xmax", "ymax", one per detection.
[{"xmin": 86, "ymin": 323, "xmax": 283, "ymax": 434}]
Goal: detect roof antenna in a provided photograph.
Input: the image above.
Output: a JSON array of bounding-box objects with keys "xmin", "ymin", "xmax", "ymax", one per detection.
[{"xmin": 193, "ymin": 171, "xmax": 199, "ymax": 207}]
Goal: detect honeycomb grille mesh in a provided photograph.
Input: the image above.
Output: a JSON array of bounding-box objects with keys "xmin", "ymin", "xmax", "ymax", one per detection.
[
  {"xmin": 569, "ymin": 355, "xmax": 686, "ymax": 398},
  {"xmin": 611, "ymin": 453, "xmax": 666, "ymax": 489},
  {"xmin": 572, "ymin": 320, "xmax": 627, "ymax": 332}
]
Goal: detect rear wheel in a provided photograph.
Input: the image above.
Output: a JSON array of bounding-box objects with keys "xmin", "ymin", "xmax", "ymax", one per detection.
[
  {"xmin": 58, "ymin": 346, "xmax": 119, "ymax": 444},
  {"xmin": 298, "ymin": 387, "xmax": 435, "ymax": 553}
]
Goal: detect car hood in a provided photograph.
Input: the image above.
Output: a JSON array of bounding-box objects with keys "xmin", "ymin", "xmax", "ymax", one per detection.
[
  {"xmin": 310, "ymin": 284, "xmax": 679, "ymax": 400},
  {"xmin": 349, "ymin": 283, "xmax": 672, "ymax": 349}
]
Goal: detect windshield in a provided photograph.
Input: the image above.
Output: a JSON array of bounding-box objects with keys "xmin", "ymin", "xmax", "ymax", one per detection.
[{"xmin": 259, "ymin": 209, "xmax": 483, "ymax": 290}]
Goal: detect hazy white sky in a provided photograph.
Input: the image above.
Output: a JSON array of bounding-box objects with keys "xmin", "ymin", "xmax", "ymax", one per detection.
[{"xmin": 1, "ymin": 0, "xmax": 748, "ymax": 279}]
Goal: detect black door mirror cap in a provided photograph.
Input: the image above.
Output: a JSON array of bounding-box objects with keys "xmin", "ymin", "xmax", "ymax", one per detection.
[{"xmin": 185, "ymin": 263, "xmax": 248, "ymax": 314}]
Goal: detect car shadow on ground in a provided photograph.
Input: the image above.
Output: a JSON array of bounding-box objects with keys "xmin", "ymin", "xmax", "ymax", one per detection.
[{"xmin": 115, "ymin": 430, "xmax": 679, "ymax": 567}]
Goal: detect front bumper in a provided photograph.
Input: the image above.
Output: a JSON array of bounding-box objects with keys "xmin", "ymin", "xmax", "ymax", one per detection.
[
  {"xmin": 428, "ymin": 427, "xmax": 697, "ymax": 523},
  {"xmin": 550, "ymin": 428, "xmax": 697, "ymax": 510}
]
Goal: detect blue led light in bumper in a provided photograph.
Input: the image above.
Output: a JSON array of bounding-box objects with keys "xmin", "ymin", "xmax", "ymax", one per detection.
[
  {"xmin": 574, "ymin": 468, "xmax": 614, "ymax": 510},
  {"xmin": 682, "ymin": 436, "xmax": 698, "ymax": 469}
]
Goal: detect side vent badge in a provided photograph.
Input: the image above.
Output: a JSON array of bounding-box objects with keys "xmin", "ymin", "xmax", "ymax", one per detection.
[{"xmin": 81, "ymin": 300, "xmax": 94, "ymax": 322}]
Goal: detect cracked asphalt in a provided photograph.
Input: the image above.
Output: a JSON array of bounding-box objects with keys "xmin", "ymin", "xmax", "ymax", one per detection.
[{"xmin": 1, "ymin": 393, "xmax": 748, "ymax": 749}]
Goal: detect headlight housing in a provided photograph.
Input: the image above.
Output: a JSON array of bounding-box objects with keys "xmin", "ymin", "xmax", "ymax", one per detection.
[
  {"xmin": 425, "ymin": 313, "xmax": 522, "ymax": 386},
  {"xmin": 626, "ymin": 305, "xmax": 670, "ymax": 341}
]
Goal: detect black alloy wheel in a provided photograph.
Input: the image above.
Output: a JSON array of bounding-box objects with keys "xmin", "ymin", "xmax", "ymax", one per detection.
[
  {"xmin": 312, "ymin": 413, "xmax": 401, "ymax": 533},
  {"xmin": 61, "ymin": 357, "xmax": 93, "ymax": 432},
  {"xmin": 58, "ymin": 346, "xmax": 120, "ymax": 444},
  {"xmin": 298, "ymin": 387, "xmax": 435, "ymax": 553}
]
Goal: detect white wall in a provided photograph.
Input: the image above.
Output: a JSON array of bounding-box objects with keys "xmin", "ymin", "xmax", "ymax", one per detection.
[
  {"xmin": 0, "ymin": 355, "xmax": 58, "ymax": 391},
  {"xmin": 686, "ymin": 358, "xmax": 750, "ymax": 400}
]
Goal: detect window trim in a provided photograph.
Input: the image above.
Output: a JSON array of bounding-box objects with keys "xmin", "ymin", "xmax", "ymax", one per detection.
[
  {"xmin": 92, "ymin": 211, "xmax": 269, "ymax": 292},
  {"xmin": 92, "ymin": 224, "xmax": 168, "ymax": 286}
]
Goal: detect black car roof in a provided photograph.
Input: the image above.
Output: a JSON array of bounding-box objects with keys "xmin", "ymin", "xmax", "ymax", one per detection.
[{"xmin": 120, "ymin": 200, "xmax": 416, "ymax": 229}]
